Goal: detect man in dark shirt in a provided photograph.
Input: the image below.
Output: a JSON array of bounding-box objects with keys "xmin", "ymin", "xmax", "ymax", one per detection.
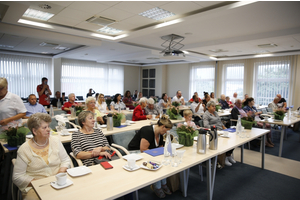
[
  {"xmin": 51, "ymin": 91, "xmax": 63, "ymax": 107},
  {"xmin": 86, "ymin": 88, "xmax": 95, "ymax": 98},
  {"xmin": 277, "ymin": 94, "xmax": 287, "ymax": 108},
  {"xmin": 219, "ymin": 94, "xmax": 230, "ymax": 109}
]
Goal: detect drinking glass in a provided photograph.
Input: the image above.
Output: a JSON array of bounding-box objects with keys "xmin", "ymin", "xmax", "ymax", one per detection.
[{"xmin": 176, "ymin": 150, "xmax": 185, "ymax": 164}]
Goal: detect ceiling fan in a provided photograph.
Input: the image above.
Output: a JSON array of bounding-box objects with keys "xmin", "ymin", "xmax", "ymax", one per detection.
[{"xmin": 160, "ymin": 34, "xmax": 185, "ymax": 57}]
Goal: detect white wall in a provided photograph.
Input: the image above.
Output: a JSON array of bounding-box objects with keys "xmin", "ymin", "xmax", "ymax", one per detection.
[
  {"xmin": 53, "ymin": 58, "xmax": 61, "ymax": 94},
  {"xmin": 124, "ymin": 65, "xmax": 140, "ymax": 94}
]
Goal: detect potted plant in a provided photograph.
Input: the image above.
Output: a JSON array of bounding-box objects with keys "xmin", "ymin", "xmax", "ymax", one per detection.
[
  {"xmin": 112, "ymin": 112, "xmax": 125, "ymax": 127},
  {"xmin": 176, "ymin": 122, "xmax": 198, "ymax": 146},
  {"xmin": 0, "ymin": 125, "xmax": 30, "ymax": 147},
  {"xmin": 274, "ymin": 109, "xmax": 285, "ymax": 120},
  {"xmin": 75, "ymin": 106, "xmax": 83, "ymax": 116},
  {"xmin": 172, "ymin": 101, "xmax": 180, "ymax": 107},
  {"xmin": 166, "ymin": 106, "xmax": 182, "ymax": 120},
  {"xmin": 216, "ymin": 105, "xmax": 222, "ymax": 112},
  {"xmin": 241, "ymin": 114, "xmax": 256, "ymax": 130}
]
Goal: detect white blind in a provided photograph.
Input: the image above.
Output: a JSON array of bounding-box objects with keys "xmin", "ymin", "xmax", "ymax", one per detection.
[
  {"xmin": 190, "ymin": 62, "xmax": 215, "ymax": 98},
  {"xmin": 0, "ymin": 53, "xmax": 53, "ymax": 98},
  {"xmin": 61, "ymin": 59, "xmax": 124, "ymax": 97},
  {"xmin": 223, "ymin": 63, "xmax": 244, "ymax": 99},
  {"xmin": 254, "ymin": 57, "xmax": 290, "ymax": 106}
]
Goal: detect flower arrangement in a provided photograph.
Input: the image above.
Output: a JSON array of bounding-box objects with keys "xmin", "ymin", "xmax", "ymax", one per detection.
[
  {"xmin": 215, "ymin": 105, "xmax": 222, "ymax": 112},
  {"xmin": 274, "ymin": 109, "xmax": 285, "ymax": 120},
  {"xmin": 0, "ymin": 122, "xmax": 30, "ymax": 147},
  {"xmin": 166, "ymin": 106, "xmax": 182, "ymax": 120},
  {"xmin": 112, "ymin": 112, "xmax": 125, "ymax": 127},
  {"xmin": 75, "ymin": 106, "xmax": 83, "ymax": 116},
  {"xmin": 241, "ymin": 112, "xmax": 256, "ymax": 129},
  {"xmin": 133, "ymin": 102, "xmax": 139, "ymax": 108},
  {"xmin": 172, "ymin": 101, "xmax": 180, "ymax": 107},
  {"xmin": 176, "ymin": 122, "xmax": 198, "ymax": 146}
]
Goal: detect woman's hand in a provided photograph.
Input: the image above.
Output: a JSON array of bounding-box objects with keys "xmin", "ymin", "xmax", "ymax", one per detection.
[
  {"xmin": 146, "ymin": 115, "xmax": 152, "ymax": 119},
  {"xmin": 100, "ymin": 151, "xmax": 111, "ymax": 159},
  {"xmin": 57, "ymin": 167, "xmax": 68, "ymax": 173},
  {"xmin": 91, "ymin": 147, "xmax": 102, "ymax": 157}
]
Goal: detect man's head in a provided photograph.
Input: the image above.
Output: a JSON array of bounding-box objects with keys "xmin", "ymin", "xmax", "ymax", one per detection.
[
  {"xmin": 276, "ymin": 94, "xmax": 282, "ymax": 100},
  {"xmin": 147, "ymin": 98, "xmax": 155, "ymax": 110},
  {"xmin": 55, "ymin": 91, "xmax": 61, "ymax": 99},
  {"xmin": 221, "ymin": 94, "xmax": 226, "ymax": 101},
  {"xmin": 233, "ymin": 92, "xmax": 237, "ymax": 98},
  {"xmin": 235, "ymin": 99, "xmax": 242, "ymax": 109},
  {"xmin": 194, "ymin": 92, "xmax": 198, "ymax": 97},
  {"xmin": 193, "ymin": 95, "xmax": 199, "ymax": 103},
  {"xmin": 176, "ymin": 90, "xmax": 182, "ymax": 98},
  {"xmin": 0, "ymin": 77, "xmax": 8, "ymax": 97},
  {"xmin": 42, "ymin": 77, "xmax": 48, "ymax": 85},
  {"xmin": 274, "ymin": 97, "xmax": 280, "ymax": 104},
  {"xmin": 244, "ymin": 94, "xmax": 249, "ymax": 99},
  {"xmin": 28, "ymin": 94, "xmax": 37, "ymax": 105}
]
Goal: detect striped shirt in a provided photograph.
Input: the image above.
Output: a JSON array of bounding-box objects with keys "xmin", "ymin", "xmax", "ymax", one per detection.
[{"xmin": 71, "ymin": 128, "xmax": 110, "ymax": 166}]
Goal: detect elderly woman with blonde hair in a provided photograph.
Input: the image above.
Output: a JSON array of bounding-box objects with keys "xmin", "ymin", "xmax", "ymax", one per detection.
[
  {"xmin": 13, "ymin": 113, "xmax": 71, "ymax": 199},
  {"xmin": 144, "ymin": 98, "xmax": 161, "ymax": 116},
  {"xmin": 132, "ymin": 97, "xmax": 152, "ymax": 121},
  {"xmin": 85, "ymin": 97, "xmax": 105, "ymax": 124}
]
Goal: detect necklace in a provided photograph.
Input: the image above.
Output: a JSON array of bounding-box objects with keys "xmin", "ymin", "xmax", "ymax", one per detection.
[{"xmin": 32, "ymin": 137, "xmax": 48, "ymax": 147}]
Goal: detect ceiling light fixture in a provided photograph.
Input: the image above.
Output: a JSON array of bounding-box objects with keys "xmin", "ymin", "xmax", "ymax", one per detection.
[
  {"xmin": 182, "ymin": 50, "xmax": 189, "ymax": 54},
  {"xmin": 209, "ymin": 57, "xmax": 217, "ymax": 60},
  {"xmin": 154, "ymin": 19, "xmax": 183, "ymax": 29},
  {"xmin": 91, "ymin": 33, "xmax": 128, "ymax": 40},
  {"xmin": 254, "ymin": 54, "xmax": 273, "ymax": 58},
  {"xmin": 23, "ymin": 8, "xmax": 54, "ymax": 21},
  {"xmin": 97, "ymin": 26, "xmax": 123, "ymax": 35},
  {"xmin": 139, "ymin": 7, "xmax": 175, "ymax": 20},
  {"xmin": 18, "ymin": 19, "xmax": 53, "ymax": 28}
]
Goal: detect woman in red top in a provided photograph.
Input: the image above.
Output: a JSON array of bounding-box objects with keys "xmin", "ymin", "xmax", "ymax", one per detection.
[
  {"xmin": 62, "ymin": 93, "xmax": 82, "ymax": 114},
  {"xmin": 132, "ymin": 97, "xmax": 152, "ymax": 121},
  {"xmin": 122, "ymin": 90, "xmax": 135, "ymax": 110},
  {"xmin": 225, "ymin": 96, "xmax": 234, "ymax": 108}
]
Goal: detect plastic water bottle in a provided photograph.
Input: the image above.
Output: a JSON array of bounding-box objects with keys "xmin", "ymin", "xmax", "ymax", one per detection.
[
  {"xmin": 236, "ymin": 115, "xmax": 242, "ymax": 135},
  {"xmin": 288, "ymin": 108, "xmax": 291, "ymax": 120},
  {"xmin": 118, "ymin": 106, "xmax": 121, "ymax": 113},
  {"xmin": 50, "ymin": 104, "xmax": 54, "ymax": 118}
]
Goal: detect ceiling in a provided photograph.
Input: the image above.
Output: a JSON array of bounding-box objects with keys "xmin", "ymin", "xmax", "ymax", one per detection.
[{"xmin": 0, "ymin": 1, "xmax": 300, "ymax": 66}]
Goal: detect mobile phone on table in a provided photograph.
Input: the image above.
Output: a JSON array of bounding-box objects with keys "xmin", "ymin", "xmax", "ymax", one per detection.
[{"xmin": 100, "ymin": 161, "xmax": 113, "ymax": 170}]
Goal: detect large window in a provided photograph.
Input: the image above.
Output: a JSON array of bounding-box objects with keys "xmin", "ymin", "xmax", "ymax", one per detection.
[
  {"xmin": 0, "ymin": 53, "xmax": 52, "ymax": 98},
  {"xmin": 254, "ymin": 59, "xmax": 290, "ymax": 106},
  {"xmin": 61, "ymin": 59, "xmax": 124, "ymax": 97},
  {"xmin": 190, "ymin": 63, "xmax": 215, "ymax": 98},
  {"xmin": 223, "ymin": 63, "xmax": 244, "ymax": 99}
]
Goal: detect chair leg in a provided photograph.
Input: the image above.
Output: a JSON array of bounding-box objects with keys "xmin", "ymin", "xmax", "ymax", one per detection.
[{"xmin": 248, "ymin": 142, "xmax": 251, "ymax": 150}]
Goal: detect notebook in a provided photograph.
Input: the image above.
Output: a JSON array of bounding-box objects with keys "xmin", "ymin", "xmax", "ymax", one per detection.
[
  {"xmin": 3, "ymin": 144, "xmax": 18, "ymax": 151},
  {"xmin": 144, "ymin": 147, "xmax": 164, "ymax": 157},
  {"xmin": 223, "ymin": 128, "xmax": 236, "ymax": 132}
]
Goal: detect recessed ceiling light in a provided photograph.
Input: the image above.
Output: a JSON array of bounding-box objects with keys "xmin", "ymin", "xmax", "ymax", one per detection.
[
  {"xmin": 18, "ymin": 19, "xmax": 53, "ymax": 29},
  {"xmin": 97, "ymin": 26, "xmax": 123, "ymax": 35},
  {"xmin": 0, "ymin": 44, "xmax": 14, "ymax": 49},
  {"xmin": 53, "ymin": 46, "xmax": 70, "ymax": 50},
  {"xmin": 154, "ymin": 19, "xmax": 182, "ymax": 29},
  {"xmin": 91, "ymin": 33, "xmax": 127, "ymax": 40},
  {"xmin": 41, "ymin": 52, "xmax": 49, "ymax": 54},
  {"xmin": 23, "ymin": 8, "xmax": 54, "ymax": 21},
  {"xmin": 209, "ymin": 49, "xmax": 228, "ymax": 53},
  {"xmin": 139, "ymin": 7, "xmax": 175, "ymax": 21}
]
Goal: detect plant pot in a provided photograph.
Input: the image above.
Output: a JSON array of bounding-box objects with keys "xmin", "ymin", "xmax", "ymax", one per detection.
[
  {"xmin": 177, "ymin": 131, "xmax": 194, "ymax": 146},
  {"xmin": 7, "ymin": 135, "xmax": 26, "ymax": 147},
  {"xmin": 274, "ymin": 114, "xmax": 284, "ymax": 120},
  {"xmin": 113, "ymin": 119, "xmax": 121, "ymax": 127},
  {"xmin": 241, "ymin": 119, "xmax": 253, "ymax": 130}
]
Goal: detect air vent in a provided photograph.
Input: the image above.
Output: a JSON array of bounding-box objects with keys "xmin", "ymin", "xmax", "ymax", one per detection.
[
  {"xmin": 86, "ymin": 16, "xmax": 115, "ymax": 26},
  {"xmin": 39, "ymin": 4, "xmax": 52, "ymax": 9},
  {"xmin": 40, "ymin": 42, "xmax": 59, "ymax": 47},
  {"xmin": 258, "ymin": 44, "xmax": 277, "ymax": 48}
]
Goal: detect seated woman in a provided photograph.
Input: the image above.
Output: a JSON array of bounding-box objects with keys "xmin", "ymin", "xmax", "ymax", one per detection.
[
  {"xmin": 13, "ymin": 113, "xmax": 71, "ymax": 199},
  {"xmin": 243, "ymin": 97, "xmax": 273, "ymax": 147},
  {"xmin": 123, "ymin": 90, "xmax": 135, "ymax": 110},
  {"xmin": 202, "ymin": 94, "xmax": 211, "ymax": 111},
  {"xmin": 96, "ymin": 93, "xmax": 109, "ymax": 113},
  {"xmin": 132, "ymin": 97, "xmax": 152, "ymax": 121},
  {"xmin": 62, "ymin": 93, "xmax": 82, "ymax": 114},
  {"xmin": 85, "ymin": 97, "xmax": 105, "ymax": 125},
  {"xmin": 128, "ymin": 115, "xmax": 172, "ymax": 198},
  {"xmin": 110, "ymin": 93, "xmax": 126, "ymax": 111},
  {"xmin": 210, "ymin": 92, "xmax": 218, "ymax": 104},
  {"xmin": 231, "ymin": 99, "xmax": 248, "ymax": 124},
  {"xmin": 203, "ymin": 101, "xmax": 235, "ymax": 166},
  {"xmin": 226, "ymin": 96, "xmax": 234, "ymax": 108},
  {"xmin": 145, "ymin": 98, "xmax": 161, "ymax": 116},
  {"xmin": 71, "ymin": 111, "xmax": 112, "ymax": 166},
  {"xmin": 158, "ymin": 93, "xmax": 171, "ymax": 111},
  {"xmin": 219, "ymin": 94, "xmax": 230, "ymax": 109},
  {"xmin": 135, "ymin": 92, "xmax": 143, "ymax": 102},
  {"xmin": 183, "ymin": 110, "xmax": 198, "ymax": 128}
]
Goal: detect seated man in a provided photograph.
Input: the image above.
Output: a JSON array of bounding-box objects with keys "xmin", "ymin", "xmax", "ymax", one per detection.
[
  {"xmin": 219, "ymin": 94, "xmax": 230, "ymax": 109},
  {"xmin": 188, "ymin": 92, "xmax": 200, "ymax": 103},
  {"xmin": 23, "ymin": 94, "xmax": 47, "ymax": 118},
  {"xmin": 190, "ymin": 95, "xmax": 204, "ymax": 116},
  {"xmin": 268, "ymin": 97, "xmax": 279, "ymax": 111},
  {"xmin": 276, "ymin": 94, "xmax": 287, "ymax": 108},
  {"xmin": 132, "ymin": 97, "xmax": 151, "ymax": 121},
  {"xmin": 144, "ymin": 98, "xmax": 160, "ymax": 115},
  {"xmin": 51, "ymin": 91, "xmax": 64, "ymax": 108},
  {"xmin": 172, "ymin": 90, "xmax": 185, "ymax": 105},
  {"xmin": 62, "ymin": 93, "xmax": 82, "ymax": 114}
]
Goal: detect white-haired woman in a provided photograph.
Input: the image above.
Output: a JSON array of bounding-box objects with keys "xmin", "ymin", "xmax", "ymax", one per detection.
[
  {"xmin": 145, "ymin": 98, "xmax": 160, "ymax": 116},
  {"xmin": 132, "ymin": 97, "xmax": 152, "ymax": 121},
  {"xmin": 85, "ymin": 97, "xmax": 105, "ymax": 124},
  {"xmin": 62, "ymin": 93, "xmax": 82, "ymax": 114}
]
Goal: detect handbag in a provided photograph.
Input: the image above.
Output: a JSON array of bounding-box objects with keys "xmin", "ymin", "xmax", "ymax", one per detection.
[{"xmin": 94, "ymin": 149, "xmax": 119, "ymax": 164}]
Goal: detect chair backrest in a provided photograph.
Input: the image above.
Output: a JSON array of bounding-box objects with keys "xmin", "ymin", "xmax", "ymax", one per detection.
[
  {"xmin": 111, "ymin": 130, "xmax": 136, "ymax": 155},
  {"xmin": 266, "ymin": 107, "xmax": 273, "ymax": 112},
  {"xmin": 76, "ymin": 96, "xmax": 84, "ymax": 100}
]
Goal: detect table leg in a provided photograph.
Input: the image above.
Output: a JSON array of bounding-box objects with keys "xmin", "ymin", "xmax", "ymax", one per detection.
[
  {"xmin": 262, "ymin": 134, "xmax": 265, "ymax": 169},
  {"xmin": 240, "ymin": 144, "xmax": 244, "ymax": 164},
  {"xmin": 279, "ymin": 126, "xmax": 286, "ymax": 157},
  {"xmin": 206, "ymin": 156, "xmax": 217, "ymax": 200},
  {"xmin": 180, "ymin": 168, "xmax": 190, "ymax": 197}
]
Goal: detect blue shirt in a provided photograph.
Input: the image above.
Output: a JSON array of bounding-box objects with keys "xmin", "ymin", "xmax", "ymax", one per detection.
[
  {"xmin": 219, "ymin": 99, "xmax": 229, "ymax": 109},
  {"xmin": 24, "ymin": 103, "xmax": 47, "ymax": 117}
]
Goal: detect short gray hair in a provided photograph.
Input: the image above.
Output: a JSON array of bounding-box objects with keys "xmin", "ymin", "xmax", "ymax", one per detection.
[
  {"xmin": 274, "ymin": 97, "xmax": 280, "ymax": 101},
  {"xmin": 68, "ymin": 93, "xmax": 75, "ymax": 99},
  {"xmin": 139, "ymin": 97, "xmax": 147, "ymax": 104},
  {"xmin": 77, "ymin": 111, "xmax": 94, "ymax": 127},
  {"xmin": 27, "ymin": 113, "xmax": 52, "ymax": 135},
  {"xmin": 85, "ymin": 97, "xmax": 96, "ymax": 105},
  {"xmin": 206, "ymin": 100, "xmax": 216, "ymax": 108},
  {"xmin": 147, "ymin": 98, "xmax": 155, "ymax": 105}
]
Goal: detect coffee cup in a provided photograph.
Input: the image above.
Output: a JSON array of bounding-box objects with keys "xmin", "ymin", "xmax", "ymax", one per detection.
[
  {"xmin": 55, "ymin": 173, "xmax": 67, "ymax": 186},
  {"xmin": 127, "ymin": 158, "xmax": 136, "ymax": 170},
  {"xmin": 126, "ymin": 107, "xmax": 129, "ymax": 111},
  {"xmin": 152, "ymin": 114, "xmax": 156, "ymax": 119},
  {"xmin": 223, "ymin": 131, "xmax": 229, "ymax": 137}
]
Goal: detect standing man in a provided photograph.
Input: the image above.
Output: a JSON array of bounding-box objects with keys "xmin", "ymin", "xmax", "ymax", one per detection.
[
  {"xmin": 276, "ymin": 94, "xmax": 287, "ymax": 108},
  {"xmin": 172, "ymin": 90, "xmax": 185, "ymax": 105},
  {"xmin": 231, "ymin": 92, "xmax": 238, "ymax": 104},
  {"xmin": 23, "ymin": 94, "xmax": 47, "ymax": 118},
  {"xmin": 37, "ymin": 77, "xmax": 52, "ymax": 107}
]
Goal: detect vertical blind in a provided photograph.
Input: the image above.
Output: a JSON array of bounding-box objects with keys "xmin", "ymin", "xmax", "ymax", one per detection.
[
  {"xmin": 0, "ymin": 53, "xmax": 53, "ymax": 98},
  {"xmin": 190, "ymin": 63, "xmax": 215, "ymax": 98},
  {"xmin": 223, "ymin": 63, "xmax": 244, "ymax": 99},
  {"xmin": 61, "ymin": 59, "xmax": 124, "ymax": 97},
  {"xmin": 254, "ymin": 57, "xmax": 290, "ymax": 106}
]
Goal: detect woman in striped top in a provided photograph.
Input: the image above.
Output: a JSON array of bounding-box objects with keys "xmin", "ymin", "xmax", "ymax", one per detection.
[{"xmin": 71, "ymin": 111, "xmax": 111, "ymax": 166}]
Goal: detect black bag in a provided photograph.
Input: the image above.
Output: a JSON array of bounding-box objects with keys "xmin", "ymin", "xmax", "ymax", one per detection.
[{"xmin": 94, "ymin": 149, "xmax": 119, "ymax": 164}]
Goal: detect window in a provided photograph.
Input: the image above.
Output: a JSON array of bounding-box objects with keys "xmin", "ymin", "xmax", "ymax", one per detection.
[
  {"xmin": 0, "ymin": 53, "xmax": 52, "ymax": 98},
  {"xmin": 190, "ymin": 63, "xmax": 215, "ymax": 98},
  {"xmin": 223, "ymin": 63, "xmax": 244, "ymax": 99},
  {"xmin": 61, "ymin": 59, "xmax": 124, "ymax": 97},
  {"xmin": 254, "ymin": 58, "xmax": 290, "ymax": 106},
  {"xmin": 142, "ymin": 68, "xmax": 155, "ymax": 97}
]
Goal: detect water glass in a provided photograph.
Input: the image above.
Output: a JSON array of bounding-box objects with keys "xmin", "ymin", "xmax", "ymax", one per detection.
[{"xmin": 176, "ymin": 150, "xmax": 185, "ymax": 164}]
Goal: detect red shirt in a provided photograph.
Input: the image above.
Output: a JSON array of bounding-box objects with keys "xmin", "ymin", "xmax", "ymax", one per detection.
[
  {"xmin": 62, "ymin": 101, "xmax": 79, "ymax": 114},
  {"xmin": 37, "ymin": 84, "xmax": 50, "ymax": 106},
  {"xmin": 132, "ymin": 105, "xmax": 147, "ymax": 121},
  {"xmin": 189, "ymin": 97, "xmax": 201, "ymax": 102}
]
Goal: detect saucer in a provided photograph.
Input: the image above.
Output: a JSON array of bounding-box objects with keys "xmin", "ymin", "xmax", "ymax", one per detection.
[
  {"xmin": 51, "ymin": 179, "xmax": 73, "ymax": 189},
  {"xmin": 26, "ymin": 134, "xmax": 33, "ymax": 139},
  {"xmin": 220, "ymin": 134, "xmax": 230, "ymax": 138},
  {"xmin": 60, "ymin": 132, "xmax": 71, "ymax": 136},
  {"xmin": 100, "ymin": 125, "xmax": 107, "ymax": 128},
  {"xmin": 122, "ymin": 165, "xmax": 140, "ymax": 171},
  {"xmin": 125, "ymin": 123, "xmax": 131, "ymax": 126}
]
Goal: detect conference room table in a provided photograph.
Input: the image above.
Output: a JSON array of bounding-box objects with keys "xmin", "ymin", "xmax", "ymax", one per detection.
[
  {"xmin": 258, "ymin": 116, "xmax": 300, "ymax": 157},
  {"xmin": 31, "ymin": 128, "xmax": 269, "ymax": 200}
]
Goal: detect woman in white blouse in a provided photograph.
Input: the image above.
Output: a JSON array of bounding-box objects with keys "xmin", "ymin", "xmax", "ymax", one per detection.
[
  {"xmin": 96, "ymin": 93, "xmax": 109, "ymax": 113},
  {"xmin": 210, "ymin": 92, "xmax": 218, "ymax": 104},
  {"xmin": 13, "ymin": 113, "xmax": 71, "ymax": 198},
  {"xmin": 158, "ymin": 93, "xmax": 171, "ymax": 110},
  {"xmin": 110, "ymin": 93, "xmax": 126, "ymax": 111}
]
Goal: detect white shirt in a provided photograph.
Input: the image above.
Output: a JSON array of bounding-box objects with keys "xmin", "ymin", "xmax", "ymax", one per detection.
[
  {"xmin": 110, "ymin": 101, "xmax": 126, "ymax": 110},
  {"xmin": 231, "ymin": 97, "xmax": 237, "ymax": 104},
  {"xmin": 0, "ymin": 92, "xmax": 27, "ymax": 133},
  {"xmin": 172, "ymin": 96, "xmax": 184, "ymax": 103},
  {"xmin": 158, "ymin": 99, "xmax": 167, "ymax": 109},
  {"xmin": 96, "ymin": 101, "xmax": 107, "ymax": 113},
  {"xmin": 191, "ymin": 102, "xmax": 204, "ymax": 115}
]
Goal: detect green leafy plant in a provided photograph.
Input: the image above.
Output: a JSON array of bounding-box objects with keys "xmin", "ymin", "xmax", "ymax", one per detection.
[
  {"xmin": 176, "ymin": 122, "xmax": 198, "ymax": 146},
  {"xmin": 166, "ymin": 107, "xmax": 182, "ymax": 120},
  {"xmin": 215, "ymin": 105, "xmax": 221, "ymax": 112},
  {"xmin": 274, "ymin": 109, "xmax": 285, "ymax": 120},
  {"xmin": 172, "ymin": 101, "xmax": 180, "ymax": 107},
  {"xmin": 0, "ymin": 125, "xmax": 30, "ymax": 147},
  {"xmin": 75, "ymin": 106, "xmax": 83, "ymax": 116},
  {"xmin": 112, "ymin": 112, "xmax": 125, "ymax": 127},
  {"xmin": 241, "ymin": 115, "xmax": 256, "ymax": 129},
  {"xmin": 133, "ymin": 102, "xmax": 139, "ymax": 108}
]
